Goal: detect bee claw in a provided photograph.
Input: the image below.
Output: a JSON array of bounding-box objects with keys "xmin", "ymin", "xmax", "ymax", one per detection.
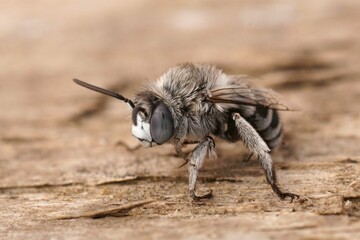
[
  {"xmin": 280, "ymin": 192, "xmax": 300, "ymax": 203},
  {"xmin": 190, "ymin": 189, "xmax": 213, "ymax": 201}
]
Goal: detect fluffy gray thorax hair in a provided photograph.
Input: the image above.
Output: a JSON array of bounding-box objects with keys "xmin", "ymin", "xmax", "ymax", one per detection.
[{"xmin": 134, "ymin": 63, "xmax": 228, "ymax": 137}]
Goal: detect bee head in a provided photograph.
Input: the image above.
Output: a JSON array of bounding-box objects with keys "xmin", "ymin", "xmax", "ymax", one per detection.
[
  {"xmin": 73, "ymin": 79, "xmax": 174, "ymax": 148},
  {"xmin": 131, "ymin": 98, "xmax": 175, "ymax": 147}
]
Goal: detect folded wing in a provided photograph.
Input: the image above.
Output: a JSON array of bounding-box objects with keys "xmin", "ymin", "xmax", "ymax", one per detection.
[{"xmin": 210, "ymin": 75, "xmax": 291, "ymax": 111}]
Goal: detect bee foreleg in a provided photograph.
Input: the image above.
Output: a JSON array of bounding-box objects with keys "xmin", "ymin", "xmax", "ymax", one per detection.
[
  {"xmin": 188, "ymin": 136, "xmax": 216, "ymax": 201},
  {"xmin": 231, "ymin": 113, "xmax": 299, "ymax": 202},
  {"xmin": 174, "ymin": 117, "xmax": 189, "ymax": 160}
]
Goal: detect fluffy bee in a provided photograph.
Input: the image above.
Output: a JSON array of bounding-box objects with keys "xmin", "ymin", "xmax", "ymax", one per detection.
[{"xmin": 74, "ymin": 63, "xmax": 299, "ymax": 201}]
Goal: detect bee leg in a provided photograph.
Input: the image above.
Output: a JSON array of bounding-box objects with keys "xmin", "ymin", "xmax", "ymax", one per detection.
[
  {"xmin": 175, "ymin": 137, "xmax": 195, "ymax": 168},
  {"xmin": 174, "ymin": 118, "xmax": 189, "ymax": 161},
  {"xmin": 188, "ymin": 136, "xmax": 216, "ymax": 201},
  {"xmin": 243, "ymin": 152, "xmax": 254, "ymax": 162},
  {"xmin": 176, "ymin": 140, "xmax": 202, "ymax": 168},
  {"xmin": 175, "ymin": 139, "xmax": 188, "ymax": 168},
  {"xmin": 257, "ymin": 155, "xmax": 299, "ymax": 202},
  {"xmin": 231, "ymin": 113, "xmax": 299, "ymax": 202}
]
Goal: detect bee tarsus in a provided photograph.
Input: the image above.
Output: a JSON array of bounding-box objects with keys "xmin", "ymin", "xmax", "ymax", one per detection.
[
  {"xmin": 190, "ymin": 189, "xmax": 213, "ymax": 201},
  {"xmin": 270, "ymin": 183, "xmax": 300, "ymax": 203}
]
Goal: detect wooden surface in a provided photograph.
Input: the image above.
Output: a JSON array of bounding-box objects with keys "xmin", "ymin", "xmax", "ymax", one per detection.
[{"xmin": 1, "ymin": 1, "xmax": 360, "ymax": 239}]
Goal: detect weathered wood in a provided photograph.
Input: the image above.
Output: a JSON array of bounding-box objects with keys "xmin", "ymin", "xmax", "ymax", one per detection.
[{"xmin": 0, "ymin": 0, "xmax": 360, "ymax": 239}]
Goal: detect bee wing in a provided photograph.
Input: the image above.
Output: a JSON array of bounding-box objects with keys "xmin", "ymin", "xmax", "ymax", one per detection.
[{"xmin": 210, "ymin": 75, "xmax": 291, "ymax": 111}]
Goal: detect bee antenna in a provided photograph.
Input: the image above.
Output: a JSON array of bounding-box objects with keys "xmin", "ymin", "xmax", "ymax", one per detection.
[{"xmin": 73, "ymin": 79, "xmax": 135, "ymax": 108}]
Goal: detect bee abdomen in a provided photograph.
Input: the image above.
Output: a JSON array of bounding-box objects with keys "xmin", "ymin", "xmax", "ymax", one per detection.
[{"xmin": 244, "ymin": 106, "xmax": 283, "ymax": 149}]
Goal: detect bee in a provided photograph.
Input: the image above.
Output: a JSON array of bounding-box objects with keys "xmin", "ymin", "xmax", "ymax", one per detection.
[{"xmin": 74, "ymin": 63, "xmax": 299, "ymax": 201}]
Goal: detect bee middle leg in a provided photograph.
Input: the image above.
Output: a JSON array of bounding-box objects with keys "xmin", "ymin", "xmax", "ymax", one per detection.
[
  {"xmin": 229, "ymin": 112, "xmax": 299, "ymax": 202},
  {"xmin": 188, "ymin": 136, "xmax": 216, "ymax": 201}
]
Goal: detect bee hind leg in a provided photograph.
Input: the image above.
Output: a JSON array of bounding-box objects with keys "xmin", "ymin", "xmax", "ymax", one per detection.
[
  {"xmin": 230, "ymin": 113, "xmax": 299, "ymax": 202},
  {"xmin": 188, "ymin": 136, "xmax": 217, "ymax": 201},
  {"xmin": 258, "ymin": 155, "xmax": 300, "ymax": 202}
]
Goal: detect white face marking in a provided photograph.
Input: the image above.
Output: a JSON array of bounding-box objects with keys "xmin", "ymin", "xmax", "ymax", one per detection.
[{"xmin": 131, "ymin": 114, "xmax": 152, "ymax": 142}]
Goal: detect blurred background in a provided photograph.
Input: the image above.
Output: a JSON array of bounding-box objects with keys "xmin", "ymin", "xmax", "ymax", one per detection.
[
  {"xmin": 1, "ymin": 0, "xmax": 359, "ymax": 122},
  {"xmin": 1, "ymin": 0, "xmax": 360, "ymax": 239}
]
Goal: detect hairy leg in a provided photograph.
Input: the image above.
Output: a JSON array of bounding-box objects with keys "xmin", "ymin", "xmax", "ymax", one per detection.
[
  {"xmin": 177, "ymin": 140, "xmax": 201, "ymax": 168},
  {"xmin": 174, "ymin": 117, "xmax": 189, "ymax": 159},
  {"xmin": 188, "ymin": 136, "xmax": 217, "ymax": 200},
  {"xmin": 231, "ymin": 113, "xmax": 299, "ymax": 201},
  {"xmin": 172, "ymin": 118, "xmax": 216, "ymax": 198}
]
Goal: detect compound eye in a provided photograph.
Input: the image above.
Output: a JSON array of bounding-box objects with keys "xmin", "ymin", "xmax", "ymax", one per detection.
[{"xmin": 150, "ymin": 102, "xmax": 174, "ymax": 144}]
